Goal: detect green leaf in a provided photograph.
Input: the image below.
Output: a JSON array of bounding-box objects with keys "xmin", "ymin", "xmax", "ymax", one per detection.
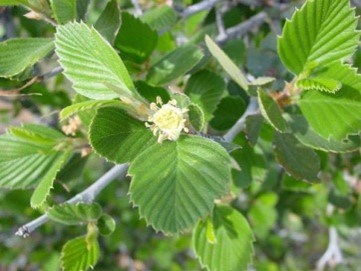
[
  {"xmin": 94, "ymin": 0, "xmax": 120, "ymax": 43},
  {"xmin": 245, "ymin": 114, "xmax": 264, "ymax": 146},
  {"xmin": 184, "ymin": 70, "xmax": 226, "ymax": 122},
  {"xmin": 286, "ymin": 114, "xmax": 361, "ymax": 153},
  {"xmin": 98, "ymin": 214, "xmax": 116, "ymax": 236},
  {"xmin": 205, "ymin": 35, "xmax": 248, "ymax": 91},
  {"xmin": 135, "ymin": 81, "xmax": 170, "ymax": 103},
  {"xmin": 89, "ymin": 107, "xmax": 157, "ymax": 163},
  {"xmin": 129, "ymin": 136, "xmax": 231, "ymax": 234},
  {"xmin": 257, "ymin": 89, "xmax": 287, "ymax": 132},
  {"xmin": 0, "ymin": 38, "xmax": 54, "ymax": 78},
  {"xmin": 9, "ymin": 123, "xmax": 65, "ymax": 146},
  {"xmin": 188, "ymin": 103, "xmax": 205, "ymax": 131},
  {"xmin": 55, "ymin": 22, "xmax": 135, "ymax": 100},
  {"xmin": 76, "ymin": 0, "xmax": 89, "ymax": 21},
  {"xmin": 273, "ymin": 132, "xmax": 320, "ymax": 183},
  {"xmin": 210, "ymin": 96, "xmax": 246, "ymax": 131},
  {"xmin": 250, "ymin": 77, "xmax": 275, "ymax": 86},
  {"xmin": 193, "ymin": 205, "xmax": 254, "ymax": 271},
  {"xmin": 59, "ymin": 100, "xmax": 127, "ymax": 121},
  {"xmin": 141, "ymin": 5, "xmax": 178, "ymax": 31},
  {"xmin": 114, "ymin": 12, "xmax": 157, "ymax": 63},
  {"xmin": 147, "ymin": 44, "xmax": 203, "ymax": 85},
  {"xmin": 232, "ymin": 137, "xmax": 267, "ymax": 189},
  {"xmin": 296, "ymin": 77, "xmax": 342, "ymax": 93},
  {"xmin": 47, "ymin": 203, "xmax": 102, "ymax": 225},
  {"xmin": 0, "ymin": 134, "xmax": 67, "ymax": 190},
  {"xmin": 0, "ymin": 0, "xmax": 28, "ymax": 6},
  {"xmin": 298, "ymin": 63, "xmax": 361, "ymax": 140},
  {"xmin": 50, "ymin": 0, "xmax": 76, "ymax": 24},
  {"xmin": 278, "ymin": 0, "xmax": 359, "ymax": 75},
  {"xmin": 299, "ymin": 63, "xmax": 361, "ymax": 141},
  {"xmin": 61, "ymin": 236, "xmax": 99, "ymax": 271},
  {"xmin": 248, "ymin": 193, "xmax": 278, "ymax": 239},
  {"xmin": 30, "ymin": 151, "xmax": 70, "ymax": 208}
]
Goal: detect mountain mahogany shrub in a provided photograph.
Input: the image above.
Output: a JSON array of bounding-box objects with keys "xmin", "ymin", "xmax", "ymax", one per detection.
[{"xmin": 0, "ymin": 0, "xmax": 360, "ymax": 270}]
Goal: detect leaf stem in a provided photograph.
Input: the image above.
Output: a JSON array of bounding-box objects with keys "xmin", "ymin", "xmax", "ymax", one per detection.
[{"xmin": 316, "ymin": 227, "xmax": 343, "ymax": 271}]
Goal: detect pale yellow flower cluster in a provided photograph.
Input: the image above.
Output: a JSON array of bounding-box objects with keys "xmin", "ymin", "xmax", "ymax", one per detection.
[{"xmin": 146, "ymin": 97, "xmax": 189, "ymax": 143}]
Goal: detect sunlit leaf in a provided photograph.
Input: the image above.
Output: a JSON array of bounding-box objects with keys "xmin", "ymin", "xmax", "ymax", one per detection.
[
  {"xmin": 129, "ymin": 136, "xmax": 231, "ymax": 234},
  {"xmin": 278, "ymin": 0, "xmax": 359, "ymax": 74},
  {"xmin": 193, "ymin": 205, "xmax": 254, "ymax": 271}
]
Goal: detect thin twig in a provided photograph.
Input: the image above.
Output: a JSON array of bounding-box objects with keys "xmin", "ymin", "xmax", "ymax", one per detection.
[
  {"xmin": 316, "ymin": 227, "xmax": 343, "ymax": 271},
  {"xmin": 215, "ymin": 6, "xmax": 227, "ymax": 41},
  {"xmin": 15, "ymin": 164, "xmax": 128, "ymax": 237},
  {"xmin": 216, "ymin": 12, "xmax": 268, "ymax": 44},
  {"xmin": 181, "ymin": 0, "xmax": 218, "ymax": 18},
  {"xmin": 15, "ymin": 94, "xmax": 258, "ymax": 237}
]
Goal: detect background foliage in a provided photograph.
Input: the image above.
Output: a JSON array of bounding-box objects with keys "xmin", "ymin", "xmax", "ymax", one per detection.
[{"xmin": 0, "ymin": 0, "xmax": 360, "ymax": 270}]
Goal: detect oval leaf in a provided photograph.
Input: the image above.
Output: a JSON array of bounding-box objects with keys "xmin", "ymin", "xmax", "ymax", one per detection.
[
  {"xmin": 257, "ymin": 89, "xmax": 287, "ymax": 132},
  {"xmin": 0, "ymin": 38, "xmax": 54, "ymax": 78},
  {"xmin": 47, "ymin": 203, "xmax": 102, "ymax": 225},
  {"xmin": 129, "ymin": 136, "xmax": 231, "ymax": 234},
  {"xmin": 61, "ymin": 235, "xmax": 99, "ymax": 271},
  {"xmin": 299, "ymin": 63, "xmax": 361, "ymax": 140},
  {"xmin": 193, "ymin": 205, "xmax": 254, "ymax": 271},
  {"xmin": 55, "ymin": 22, "xmax": 135, "ymax": 100},
  {"xmin": 89, "ymin": 107, "xmax": 157, "ymax": 163},
  {"xmin": 273, "ymin": 132, "xmax": 320, "ymax": 183},
  {"xmin": 278, "ymin": 0, "xmax": 359, "ymax": 74}
]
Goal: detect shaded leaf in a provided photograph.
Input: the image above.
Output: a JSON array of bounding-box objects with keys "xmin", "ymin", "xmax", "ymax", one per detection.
[
  {"xmin": 135, "ymin": 81, "xmax": 170, "ymax": 103},
  {"xmin": 210, "ymin": 96, "xmax": 246, "ymax": 131},
  {"xmin": 257, "ymin": 89, "xmax": 287, "ymax": 132},
  {"xmin": 94, "ymin": 0, "xmax": 121, "ymax": 43},
  {"xmin": 98, "ymin": 214, "xmax": 116, "ymax": 236},
  {"xmin": 184, "ymin": 70, "xmax": 226, "ymax": 121},
  {"xmin": 89, "ymin": 107, "xmax": 156, "ymax": 163},
  {"xmin": 114, "ymin": 12, "xmax": 157, "ymax": 63},
  {"xmin": 50, "ymin": 0, "xmax": 76, "ymax": 24},
  {"xmin": 188, "ymin": 103, "xmax": 205, "ymax": 131},
  {"xmin": 147, "ymin": 44, "xmax": 203, "ymax": 85},
  {"xmin": 273, "ymin": 132, "xmax": 320, "ymax": 183}
]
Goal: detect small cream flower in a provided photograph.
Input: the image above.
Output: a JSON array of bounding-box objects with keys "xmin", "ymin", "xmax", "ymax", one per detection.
[{"xmin": 146, "ymin": 97, "xmax": 189, "ymax": 143}]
